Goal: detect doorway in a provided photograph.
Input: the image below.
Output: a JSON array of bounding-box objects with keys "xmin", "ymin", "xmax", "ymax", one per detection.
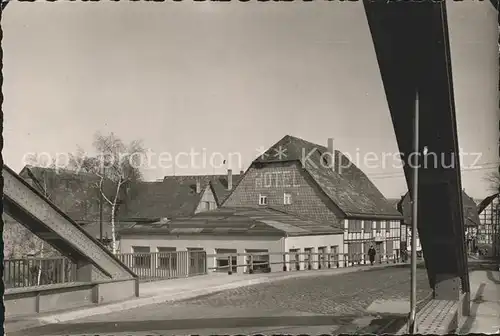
[
  {"xmin": 187, "ymin": 247, "xmax": 205, "ymax": 276},
  {"xmin": 375, "ymin": 242, "xmax": 384, "ymax": 263}
]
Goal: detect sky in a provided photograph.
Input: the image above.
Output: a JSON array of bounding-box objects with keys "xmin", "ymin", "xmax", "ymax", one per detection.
[{"xmin": 2, "ymin": 1, "xmax": 498, "ymax": 200}]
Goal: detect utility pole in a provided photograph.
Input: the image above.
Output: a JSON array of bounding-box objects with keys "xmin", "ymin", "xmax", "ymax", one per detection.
[
  {"xmin": 408, "ymin": 91, "xmax": 419, "ymax": 334},
  {"xmin": 99, "ymin": 165, "xmax": 104, "ymax": 243}
]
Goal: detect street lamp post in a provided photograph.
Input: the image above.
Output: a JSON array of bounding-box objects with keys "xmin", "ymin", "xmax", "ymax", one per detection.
[{"xmin": 408, "ymin": 91, "xmax": 419, "ymax": 334}]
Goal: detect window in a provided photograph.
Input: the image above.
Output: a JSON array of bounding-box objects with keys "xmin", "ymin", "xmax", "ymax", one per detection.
[
  {"xmin": 246, "ymin": 249, "xmax": 269, "ymax": 272},
  {"xmin": 401, "ymin": 225, "xmax": 407, "ymax": 242},
  {"xmin": 215, "ymin": 248, "xmax": 237, "ymax": 273},
  {"xmin": 209, "ymin": 201, "xmax": 216, "ymax": 210},
  {"xmin": 318, "ymin": 246, "xmax": 327, "ymax": 268},
  {"xmin": 330, "ymin": 245, "xmax": 338, "ymax": 255},
  {"xmin": 132, "ymin": 246, "xmax": 151, "ymax": 268},
  {"xmin": 363, "ymin": 220, "xmax": 372, "ymax": 232},
  {"xmin": 289, "ymin": 249, "xmax": 300, "ymax": 270},
  {"xmin": 348, "ymin": 220, "xmax": 362, "ymax": 233},
  {"xmin": 157, "ymin": 247, "xmax": 176, "ymax": 269},
  {"xmin": 385, "ymin": 221, "xmax": 391, "ymax": 233},
  {"xmin": 203, "ymin": 201, "xmax": 210, "ymax": 211},
  {"xmin": 259, "ymin": 194, "xmax": 268, "ymax": 206},
  {"xmin": 284, "ymin": 192, "xmax": 292, "ymax": 205},
  {"xmin": 304, "ymin": 248, "xmax": 313, "ymax": 268},
  {"xmin": 375, "ymin": 221, "xmax": 381, "ymax": 233}
]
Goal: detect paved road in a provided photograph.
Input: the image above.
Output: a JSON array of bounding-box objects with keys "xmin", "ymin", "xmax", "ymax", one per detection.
[{"xmin": 13, "ymin": 266, "xmax": 432, "ymax": 336}]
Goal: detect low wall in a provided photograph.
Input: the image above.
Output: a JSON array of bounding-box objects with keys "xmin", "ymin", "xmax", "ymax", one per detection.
[{"xmin": 4, "ymin": 278, "xmax": 139, "ymax": 318}]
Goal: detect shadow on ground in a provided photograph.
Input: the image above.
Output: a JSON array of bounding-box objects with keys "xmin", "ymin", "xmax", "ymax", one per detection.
[
  {"xmin": 12, "ymin": 315, "xmax": 363, "ymax": 336},
  {"xmin": 12, "ymin": 314, "xmax": 416, "ymax": 336}
]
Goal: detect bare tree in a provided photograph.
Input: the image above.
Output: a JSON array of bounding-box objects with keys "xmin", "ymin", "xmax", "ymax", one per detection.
[
  {"xmin": 484, "ymin": 170, "xmax": 500, "ymax": 194},
  {"xmin": 70, "ymin": 132, "xmax": 145, "ymax": 254}
]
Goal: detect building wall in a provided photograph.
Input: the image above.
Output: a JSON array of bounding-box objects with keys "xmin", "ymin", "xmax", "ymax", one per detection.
[
  {"xmin": 343, "ymin": 219, "xmax": 401, "ymax": 262},
  {"xmin": 285, "ymin": 234, "xmax": 344, "ymax": 270},
  {"xmin": 120, "ymin": 233, "xmax": 344, "ymax": 273},
  {"xmin": 120, "ymin": 234, "xmax": 284, "ymax": 273},
  {"xmin": 194, "ymin": 185, "xmax": 218, "ymax": 214},
  {"xmin": 400, "ymin": 223, "xmax": 421, "ymax": 250},
  {"xmin": 223, "ymin": 161, "xmax": 344, "ymax": 227},
  {"xmin": 478, "ymin": 195, "xmax": 500, "ymax": 256}
]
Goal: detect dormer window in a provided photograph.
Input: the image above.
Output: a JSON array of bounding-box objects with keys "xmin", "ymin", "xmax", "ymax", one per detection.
[
  {"xmin": 284, "ymin": 192, "xmax": 292, "ymax": 205},
  {"xmin": 259, "ymin": 194, "xmax": 268, "ymax": 206}
]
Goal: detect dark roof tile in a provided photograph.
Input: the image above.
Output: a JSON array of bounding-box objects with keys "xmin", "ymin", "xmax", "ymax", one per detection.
[
  {"xmin": 119, "ymin": 173, "xmax": 243, "ymax": 220},
  {"xmin": 120, "ymin": 206, "xmax": 343, "ymax": 236},
  {"xmin": 253, "ymin": 135, "xmax": 402, "ymax": 219}
]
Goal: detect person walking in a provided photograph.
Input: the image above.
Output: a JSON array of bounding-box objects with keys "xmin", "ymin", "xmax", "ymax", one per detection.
[{"xmin": 368, "ymin": 245, "xmax": 376, "ymax": 266}]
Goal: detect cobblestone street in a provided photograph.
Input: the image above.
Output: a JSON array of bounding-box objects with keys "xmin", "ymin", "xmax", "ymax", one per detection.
[
  {"xmin": 15, "ymin": 266, "xmax": 432, "ymax": 335},
  {"xmin": 176, "ymin": 266, "xmax": 432, "ymax": 316}
]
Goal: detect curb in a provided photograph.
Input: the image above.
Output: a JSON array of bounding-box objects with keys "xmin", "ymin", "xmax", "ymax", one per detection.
[
  {"xmin": 4, "ymin": 277, "xmax": 271, "ymax": 333},
  {"xmin": 6, "ymin": 262, "xmax": 406, "ymax": 332},
  {"xmin": 36, "ymin": 276, "xmax": 273, "ymax": 325}
]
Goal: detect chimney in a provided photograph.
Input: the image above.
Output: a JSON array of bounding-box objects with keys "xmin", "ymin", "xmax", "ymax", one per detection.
[
  {"xmin": 195, "ymin": 177, "xmax": 201, "ymax": 194},
  {"xmin": 327, "ymin": 138, "xmax": 336, "ymax": 173},
  {"xmin": 227, "ymin": 169, "xmax": 233, "ymax": 190}
]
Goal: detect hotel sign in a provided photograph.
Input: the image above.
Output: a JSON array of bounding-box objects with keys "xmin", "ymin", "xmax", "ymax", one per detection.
[{"xmin": 255, "ymin": 171, "xmax": 300, "ymax": 188}]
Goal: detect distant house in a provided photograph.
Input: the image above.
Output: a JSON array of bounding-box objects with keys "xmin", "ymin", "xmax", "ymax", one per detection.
[
  {"xmin": 16, "ymin": 165, "xmax": 121, "ymax": 249},
  {"xmin": 477, "ymin": 193, "xmax": 500, "ymax": 256},
  {"xmin": 398, "ymin": 189, "xmax": 481, "ymax": 254},
  {"xmin": 399, "ymin": 189, "xmax": 481, "ymax": 229},
  {"xmin": 118, "ymin": 169, "xmax": 243, "ymax": 221},
  {"xmin": 119, "ymin": 206, "xmax": 344, "ymax": 274},
  {"xmin": 223, "ymin": 135, "xmax": 403, "ymax": 262},
  {"xmin": 15, "ymin": 166, "xmax": 244, "ymax": 249}
]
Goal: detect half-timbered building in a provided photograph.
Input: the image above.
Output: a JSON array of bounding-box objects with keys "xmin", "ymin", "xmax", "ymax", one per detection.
[{"xmin": 223, "ymin": 135, "xmax": 403, "ymax": 264}]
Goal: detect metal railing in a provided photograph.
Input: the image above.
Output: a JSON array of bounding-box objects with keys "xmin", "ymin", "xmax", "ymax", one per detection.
[
  {"xmin": 5, "ymin": 250, "xmax": 406, "ymax": 286},
  {"xmin": 117, "ymin": 251, "xmax": 207, "ymax": 281},
  {"xmin": 207, "ymin": 251, "xmax": 404, "ymax": 274},
  {"xmin": 4, "ymin": 257, "xmax": 77, "ymax": 288}
]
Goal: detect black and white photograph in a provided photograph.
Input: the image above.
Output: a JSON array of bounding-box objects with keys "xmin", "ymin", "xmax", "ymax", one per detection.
[{"xmin": 1, "ymin": 1, "xmax": 499, "ymax": 335}]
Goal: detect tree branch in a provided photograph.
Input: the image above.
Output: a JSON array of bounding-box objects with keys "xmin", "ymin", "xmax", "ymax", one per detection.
[{"xmin": 98, "ymin": 176, "xmax": 114, "ymax": 206}]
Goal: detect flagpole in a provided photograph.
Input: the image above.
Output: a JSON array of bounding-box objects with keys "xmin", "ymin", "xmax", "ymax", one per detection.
[{"xmin": 408, "ymin": 90, "xmax": 419, "ymax": 334}]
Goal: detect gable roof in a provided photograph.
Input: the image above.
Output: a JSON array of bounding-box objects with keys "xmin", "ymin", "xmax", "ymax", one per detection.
[
  {"xmin": 209, "ymin": 174, "xmax": 244, "ymax": 205},
  {"xmin": 399, "ymin": 190, "xmax": 481, "ymax": 227},
  {"xmin": 119, "ymin": 206, "xmax": 343, "ymax": 237},
  {"xmin": 119, "ymin": 179, "xmax": 204, "ymax": 219},
  {"xmin": 120, "ymin": 173, "xmax": 243, "ymax": 220},
  {"xmin": 477, "ymin": 193, "xmax": 499, "ymax": 214},
  {"xmin": 252, "ymin": 135, "xmax": 402, "ymax": 219}
]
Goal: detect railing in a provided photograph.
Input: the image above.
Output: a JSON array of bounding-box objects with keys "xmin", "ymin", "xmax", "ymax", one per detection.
[
  {"xmin": 5, "ymin": 250, "xmax": 407, "ymax": 286},
  {"xmin": 117, "ymin": 251, "xmax": 207, "ymax": 281},
  {"xmin": 4, "ymin": 257, "xmax": 77, "ymax": 288},
  {"xmin": 207, "ymin": 251, "xmax": 404, "ymax": 274}
]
